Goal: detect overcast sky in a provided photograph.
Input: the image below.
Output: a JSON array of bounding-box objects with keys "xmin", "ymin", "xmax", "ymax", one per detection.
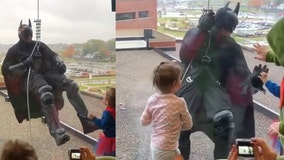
[{"xmin": 0, "ymin": 0, "xmax": 115, "ymax": 44}]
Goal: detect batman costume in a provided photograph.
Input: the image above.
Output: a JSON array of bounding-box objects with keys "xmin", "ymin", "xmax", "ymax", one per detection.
[
  {"xmin": 1, "ymin": 20, "xmax": 97, "ymax": 146},
  {"xmin": 176, "ymin": 2, "xmax": 264, "ymax": 159}
]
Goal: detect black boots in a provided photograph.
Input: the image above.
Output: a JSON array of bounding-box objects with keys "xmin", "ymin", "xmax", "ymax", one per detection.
[
  {"xmin": 77, "ymin": 113, "xmax": 99, "ymax": 134},
  {"xmin": 51, "ymin": 128, "xmax": 70, "ymax": 146},
  {"xmin": 66, "ymin": 90, "xmax": 99, "ymax": 134},
  {"xmin": 42, "ymin": 104, "xmax": 70, "ymax": 146}
]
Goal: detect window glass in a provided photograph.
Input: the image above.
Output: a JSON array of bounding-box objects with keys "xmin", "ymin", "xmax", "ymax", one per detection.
[
  {"xmin": 139, "ymin": 11, "xmax": 149, "ymax": 18},
  {"xmin": 116, "ymin": 12, "xmax": 136, "ymax": 21}
]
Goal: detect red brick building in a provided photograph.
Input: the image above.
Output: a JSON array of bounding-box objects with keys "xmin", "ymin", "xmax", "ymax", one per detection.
[
  {"xmin": 116, "ymin": 0, "xmax": 157, "ymax": 30},
  {"xmin": 116, "ymin": 0, "xmax": 176, "ymax": 50}
]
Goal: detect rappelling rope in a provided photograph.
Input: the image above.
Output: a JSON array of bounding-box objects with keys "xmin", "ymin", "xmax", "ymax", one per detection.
[{"xmin": 26, "ymin": 0, "xmax": 41, "ymax": 138}]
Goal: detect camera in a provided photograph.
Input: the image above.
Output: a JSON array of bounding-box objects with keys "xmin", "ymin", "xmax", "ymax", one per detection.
[
  {"xmin": 68, "ymin": 149, "xmax": 81, "ymax": 160},
  {"xmin": 236, "ymin": 138, "xmax": 254, "ymax": 157}
]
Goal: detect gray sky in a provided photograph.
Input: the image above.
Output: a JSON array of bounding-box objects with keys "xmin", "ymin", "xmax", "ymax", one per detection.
[{"xmin": 0, "ymin": 0, "xmax": 115, "ymax": 44}]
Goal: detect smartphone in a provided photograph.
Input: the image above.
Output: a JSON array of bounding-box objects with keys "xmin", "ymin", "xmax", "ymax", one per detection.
[
  {"xmin": 236, "ymin": 138, "xmax": 254, "ymax": 157},
  {"xmin": 68, "ymin": 149, "xmax": 81, "ymax": 160}
]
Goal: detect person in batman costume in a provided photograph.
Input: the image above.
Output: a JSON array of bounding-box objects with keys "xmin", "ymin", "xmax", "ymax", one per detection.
[
  {"xmin": 1, "ymin": 19, "xmax": 98, "ymax": 146},
  {"xmin": 176, "ymin": 1, "xmax": 267, "ymax": 159}
]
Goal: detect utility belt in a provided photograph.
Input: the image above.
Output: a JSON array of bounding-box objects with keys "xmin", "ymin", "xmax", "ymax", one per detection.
[
  {"xmin": 182, "ymin": 55, "xmax": 220, "ymax": 87},
  {"xmin": 191, "ymin": 55, "xmax": 215, "ymax": 67},
  {"xmin": 178, "ymin": 56, "xmax": 232, "ymax": 121}
]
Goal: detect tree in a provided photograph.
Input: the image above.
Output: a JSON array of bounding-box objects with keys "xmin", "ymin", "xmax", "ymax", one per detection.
[
  {"xmin": 82, "ymin": 39, "xmax": 105, "ymax": 55},
  {"xmin": 274, "ymin": 0, "xmax": 284, "ymax": 5},
  {"xmin": 247, "ymin": 0, "xmax": 264, "ymax": 7},
  {"xmin": 80, "ymin": 39, "xmax": 115, "ymax": 62},
  {"xmin": 106, "ymin": 39, "xmax": 115, "ymax": 51},
  {"xmin": 63, "ymin": 45, "xmax": 75, "ymax": 58}
]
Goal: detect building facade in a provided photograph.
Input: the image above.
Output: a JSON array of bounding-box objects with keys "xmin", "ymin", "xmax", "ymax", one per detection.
[{"xmin": 116, "ymin": 0, "xmax": 157, "ymax": 30}]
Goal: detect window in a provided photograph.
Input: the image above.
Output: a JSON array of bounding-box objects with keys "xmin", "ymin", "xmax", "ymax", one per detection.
[
  {"xmin": 138, "ymin": 11, "xmax": 149, "ymax": 18},
  {"xmin": 116, "ymin": 12, "xmax": 136, "ymax": 21}
]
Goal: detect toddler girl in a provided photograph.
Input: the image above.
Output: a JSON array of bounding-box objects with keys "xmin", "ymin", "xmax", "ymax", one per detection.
[
  {"xmin": 89, "ymin": 87, "xmax": 116, "ymax": 156},
  {"xmin": 140, "ymin": 61, "xmax": 192, "ymax": 160}
]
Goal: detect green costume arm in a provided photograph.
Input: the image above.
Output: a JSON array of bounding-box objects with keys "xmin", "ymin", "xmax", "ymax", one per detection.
[
  {"xmin": 278, "ymin": 155, "xmax": 284, "ymax": 160},
  {"xmin": 267, "ymin": 18, "xmax": 284, "ymax": 66},
  {"xmin": 280, "ymin": 122, "xmax": 284, "ymax": 135},
  {"xmin": 266, "ymin": 51, "xmax": 281, "ymax": 66},
  {"xmin": 265, "ymin": 18, "xmax": 284, "ymax": 160}
]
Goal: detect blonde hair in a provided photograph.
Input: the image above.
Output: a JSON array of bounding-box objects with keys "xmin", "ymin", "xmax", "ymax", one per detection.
[
  {"xmin": 153, "ymin": 61, "xmax": 182, "ymax": 94},
  {"xmin": 1, "ymin": 139, "xmax": 38, "ymax": 160}
]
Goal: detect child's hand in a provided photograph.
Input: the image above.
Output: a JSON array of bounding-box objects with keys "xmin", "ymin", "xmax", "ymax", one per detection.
[
  {"xmin": 258, "ymin": 72, "xmax": 268, "ymax": 84},
  {"xmin": 253, "ymin": 43, "xmax": 269, "ymax": 61},
  {"xmin": 268, "ymin": 121, "xmax": 280, "ymax": 137},
  {"xmin": 88, "ymin": 113, "xmax": 97, "ymax": 120}
]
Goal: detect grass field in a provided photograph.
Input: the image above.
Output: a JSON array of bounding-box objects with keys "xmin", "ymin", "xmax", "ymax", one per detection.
[
  {"xmin": 75, "ymin": 76, "xmax": 116, "ymax": 95},
  {"xmin": 158, "ymin": 17, "xmax": 267, "ymax": 44},
  {"xmin": 0, "ymin": 64, "xmax": 115, "ymax": 96}
]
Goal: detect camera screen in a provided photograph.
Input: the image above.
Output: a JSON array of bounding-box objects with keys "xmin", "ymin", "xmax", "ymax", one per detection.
[
  {"xmin": 238, "ymin": 145, "xmax": 254, "ymax": 156},
  {"xmin": 69, "ymin": 149, "xmax": 81, "ymax": 160},
  {"xmin": 71, "ymin": 152, "xmax": 81, "ymax": 159}
]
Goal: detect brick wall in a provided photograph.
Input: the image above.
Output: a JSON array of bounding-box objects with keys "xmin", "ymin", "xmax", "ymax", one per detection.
[{"xmin": 116, "ymin": 0, "xmax": 157, "ymax": 30}]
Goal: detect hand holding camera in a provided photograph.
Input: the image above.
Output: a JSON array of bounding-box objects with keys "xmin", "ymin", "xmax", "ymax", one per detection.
[
  {"xmin": 80, "ymin": 147, "xmax": 96, "ymax": 160},
  {"xmin": 228, "ymin": 137, "xmax": 277, "ymax": 160},
  {"xmin": 251, "ymin": 137, "xmax": 277, "ymax": 160},
  {"xmin": 69, "ymin": 147, "xmax": 96, "ymax": 160},
  {"xmin": 69, "ymin": 149, "xmax": 81, "ymax": 160},
  {"xmin": 236, "ymin": 139, "xmax": 254, "ymax": 157}
]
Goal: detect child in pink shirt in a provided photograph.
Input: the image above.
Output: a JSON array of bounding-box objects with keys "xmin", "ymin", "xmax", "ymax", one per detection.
[{"xmin": 140, "ymin": 61, "xmax": 193, "ymax": 160}]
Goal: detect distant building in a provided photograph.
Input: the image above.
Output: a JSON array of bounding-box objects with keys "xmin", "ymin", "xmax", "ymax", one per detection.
[
  {"xmin": 278, "ymin": 3, "xmax": 284, "ymax": 10},
  {"xmin": 116, "ymin": 0, "xmax": 157, "ymax": 30},
  {"xmin": 116, "ymin": 0, "xmax": 176, "ymax": 51}
]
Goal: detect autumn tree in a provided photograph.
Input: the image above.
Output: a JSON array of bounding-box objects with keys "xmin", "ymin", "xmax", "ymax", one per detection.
[
  {"xmin": 63, "ymin": 45, "xmax": 75, "ymax": 58},
  {"xmin": 247, "ymin": 0, "xmax": 264, "ymax": 7}
]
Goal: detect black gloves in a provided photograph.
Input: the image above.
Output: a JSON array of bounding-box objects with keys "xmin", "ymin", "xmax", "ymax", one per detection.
[
  {"xmin": 53, "ymin": 55, "xmax": 66, "ymax": 74},
  {"xmin": 8, "ymin": 55, "xmax": 34, "ymax": 71},
  {"xmin": 250, "ymin": 64, "xmax": 269, "ymax": 93},
  {"xmin": 23, "ymin": 56, "xmax": 34, "ymax": 67},
  {"xmin": 198, "ymin": 8, "xmax": 215, "ymax": 31},
  {"xmin": 56, "ymin": 61, "xmax": 66, "ymax": 74}
]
